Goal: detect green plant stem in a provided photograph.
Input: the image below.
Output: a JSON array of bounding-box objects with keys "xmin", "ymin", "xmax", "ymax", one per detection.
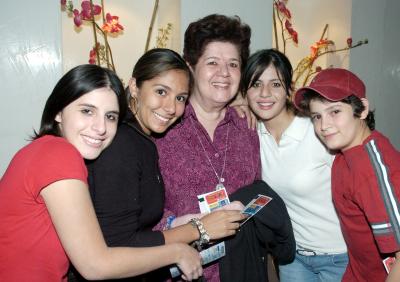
[
  {"xmin": 276, "ymin": 9, "xmax": 286, "ymax": 53},
  {"xmin": 272, "ymin": 2, "xmax": 279, "ymax": 50},
  {"xmin": 100, "ymin": 0, "xmax": 113, "ymax": 71},
  {"xmin": 94, "ymin": 23, "xmax": 116, "ymax": 71},
  {"xmin": 89, "ymin": 0, "xmax": 101, "ymax": 65},
  {"xmin": 145, "ymin": 0, "xmax": 159, "ymax": 52}
]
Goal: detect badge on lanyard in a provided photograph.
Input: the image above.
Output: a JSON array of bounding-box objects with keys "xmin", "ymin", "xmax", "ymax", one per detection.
[{"xmin": 197, "ymin": 188, "xmax": 230, "ymax": 213}]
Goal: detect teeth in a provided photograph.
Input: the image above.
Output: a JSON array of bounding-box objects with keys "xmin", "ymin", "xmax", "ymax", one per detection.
[
  {"xmin": 212, "ymin": 82, "xmax": 229, "ymax": 88},
  {"xmin": 83, "ymin": 136, "xmax": 102, "ymax": 144},
  {"xmin": 258, "ymin": 102, "xmax": 273, "ymax": 107},
  {"xmin": 154, "ymin": 112, "xmax": 170, "ymax": 122}
]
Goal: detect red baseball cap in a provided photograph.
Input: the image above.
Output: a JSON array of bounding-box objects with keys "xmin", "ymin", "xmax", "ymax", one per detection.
[{"xmin": 293, "ymin": 68, "xmax": 366, "ymax": 110}]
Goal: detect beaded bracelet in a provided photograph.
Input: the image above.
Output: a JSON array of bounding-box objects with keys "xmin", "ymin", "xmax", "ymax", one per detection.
[{"xmin": 189, "ymin": 218, "xmax": 210, "ymax": 250}]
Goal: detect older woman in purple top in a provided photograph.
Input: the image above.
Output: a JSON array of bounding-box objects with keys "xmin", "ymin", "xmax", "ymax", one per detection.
[{"xmin": 156, "ymin": 14, "xmax": 261, "ymax": 281}]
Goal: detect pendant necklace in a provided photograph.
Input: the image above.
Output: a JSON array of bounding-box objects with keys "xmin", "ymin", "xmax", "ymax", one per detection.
[{"xmin": 190, "ymin": 117, "xmax": 230, "ymax": 191}]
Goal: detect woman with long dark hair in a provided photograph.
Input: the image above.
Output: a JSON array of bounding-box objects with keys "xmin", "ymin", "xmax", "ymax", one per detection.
[{"xmin": 0, "ymin": 64, "xmax": 203, "ymax": 281}]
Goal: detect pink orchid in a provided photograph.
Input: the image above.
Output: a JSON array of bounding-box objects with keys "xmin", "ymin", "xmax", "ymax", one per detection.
[
  {"xmin": 285, "ymin": 20, "xmax": 292, "ymax": 31},
  {"xmin": 347, "ymin": 37, "xmax": 353, "ymax": 47},
  {"xmin": 81, "ymin": 1, "xmax": 101, "ymax": 20},
  {"xmin": 60, "ymin": 0, "xmax": 66, "ymax": 6},
  {"xmin": 89, "ymin": 46, "xmax": 97, "ymax": 64},
  {"xmin": 291, "ymin": 30, "xmax": 298, "ymax": 44},
  {"xmin": 275, "ymin": 1, "xmax": 291, "ymax": 19},
  {"xmin": 102, "ymin": 13, "xmax": 124, "ymax": 33},
  {"xmin": 73, "ymin": 9, "xmax": 83, "ymax": 27},
  {"xmin": 276, "ymin": 1, "xmax": 287, "ymax": 14}
]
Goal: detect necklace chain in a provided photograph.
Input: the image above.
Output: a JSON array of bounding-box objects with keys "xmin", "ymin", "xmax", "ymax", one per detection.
[{"xmin": 190, "ymin": 117, "xmax": 229, "ymax": 186}]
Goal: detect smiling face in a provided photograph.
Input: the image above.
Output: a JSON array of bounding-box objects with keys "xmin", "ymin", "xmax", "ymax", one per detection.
[
  {"xmin": 190, "ymin": 41, "xmax": 241, "ymax": 108},
  {"xmin": 130, "ymin": 69, "xmax": 189, "ymax": 135},
  {"xmin": 55, "ymin": 87, "xmax": 119, "ymax": 160},
  {"xmin": 246, "ymin": 64, "xmax": 288, "ymax": 123},
  {"xmin": 309, "ymin": 99, "xmax": 370, "ymax": 151}
]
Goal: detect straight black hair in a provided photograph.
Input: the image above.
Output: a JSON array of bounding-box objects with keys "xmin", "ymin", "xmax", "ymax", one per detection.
[
  {"xmin": 241, "ymin": 49, "xmax": 293, "ymax": 98},
  {"xmin": 33, "ymin": 64, "xmax": 127, "ymax": 139}
]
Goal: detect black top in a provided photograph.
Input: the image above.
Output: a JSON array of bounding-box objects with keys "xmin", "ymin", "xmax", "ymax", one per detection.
[
  {"xmin": 68, "ymin": 111, "xmax": 166, "ymax": 282},
  {"xmin": 219, "ymin": 180, "xmax": 296, "ymax": 282},
  {"xmin": 87, "ymin": 110, "xmax": 165, "ymax": 247}
]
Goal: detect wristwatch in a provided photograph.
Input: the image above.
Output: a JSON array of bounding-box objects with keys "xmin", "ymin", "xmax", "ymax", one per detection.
[{"xmin": 189, "ymin": 218, "xmax": 210, "ymax": 246}]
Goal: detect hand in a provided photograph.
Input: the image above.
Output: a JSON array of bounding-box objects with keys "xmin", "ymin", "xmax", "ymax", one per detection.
[
  {"xmin": 174, "ymin": 243, "xmax": 203, "ymax": 281},
  {"xmin": 171, "ymin": 213, "xmax": 203, "ymax": 228},
  {"xmin": 201, "ymin": 209, "xmax": 246, "ymax": 240},
  {"xmin": 218, "ymin": 200, "xmax": 245, "ymax": 211},
  {"xmin": 230, "ymin": 94, "xmax": 257, "ymax": 130}
]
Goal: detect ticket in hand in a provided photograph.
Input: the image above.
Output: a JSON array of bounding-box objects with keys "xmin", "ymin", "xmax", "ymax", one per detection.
[
  {"xmin": 170, "ymin": 242, "xmax": 226, "ymax": 278},
  {"xmin": 240, "ymin": 194, "xmax": 272, "ymax": 226}
]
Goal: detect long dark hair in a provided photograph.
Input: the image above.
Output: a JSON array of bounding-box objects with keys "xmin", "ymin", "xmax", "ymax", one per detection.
[{"xmin": 33, "ymin": 64, "xmax": 127, "ymax": 139}]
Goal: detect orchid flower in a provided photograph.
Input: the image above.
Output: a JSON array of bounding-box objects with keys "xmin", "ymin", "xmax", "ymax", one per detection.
[{"xmin": 102, "ymin": 13, "xmax": 124, "ymax": 33}]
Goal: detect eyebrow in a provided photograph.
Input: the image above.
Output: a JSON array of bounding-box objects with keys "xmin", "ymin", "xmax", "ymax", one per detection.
[
  {"xmin": 107, "ymin": 110, "xmax": 120, "ymax": 115},
  {"xmin": 153, "ymin": 83, "xmax": 172, "ymax": 91},
  {"xmin": 78, "ymin": 103, "xmax": 96, "ymax": 108},
  {"xmin": 310, "ymin": 103, "xmax": 342, "ymax": 115},
  {"xmin": 255, "ymin": 78, "xmax": 280, "ymax": 83},
  {"xmin": 78, "ymin": 103, "xmax": 119, "ymax": 115},
  {"xmin": 205, "ymin": 56, "xmax": 240, "ymax": 62},
  {"xmin": 154, "ymin": 84, "xmax": 190, "ymax": 96}
]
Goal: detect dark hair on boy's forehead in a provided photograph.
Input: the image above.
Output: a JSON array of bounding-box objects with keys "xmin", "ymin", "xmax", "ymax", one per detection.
[
  {"xmin": 298, "ymin": 90, "xmax": 327, "ymax": 113},
  {"xmin": 300, "ymin": 91, "xmax": 375, "ymax": 130}
]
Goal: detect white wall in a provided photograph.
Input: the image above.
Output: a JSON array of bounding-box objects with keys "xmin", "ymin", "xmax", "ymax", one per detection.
[
  {"xmin": 181, "ymin": 0, "xmax": 272, "ymax": 54},
  {"xmin": 281, "ymin": 0, "xmax": 352, "ymax": 85},
  {"xmin": 62, "ymin": 0, "xmax": 272, "ymax": 83},
  {"xmin": 62, "ymin": 0, "xmax": 161, "ymax": 84},
  {"xmin": 350, "ymin": 0, "xmax": 400, "ymax": 149},
  {"xmin": 0, "ymin": 1, "xmax": 62, "ymax": 176}
]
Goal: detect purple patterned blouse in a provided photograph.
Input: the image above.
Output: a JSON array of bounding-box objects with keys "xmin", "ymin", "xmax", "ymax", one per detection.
[{"xmin": 155, "ymin": 103, "xmax": 261, "ymax": 282}]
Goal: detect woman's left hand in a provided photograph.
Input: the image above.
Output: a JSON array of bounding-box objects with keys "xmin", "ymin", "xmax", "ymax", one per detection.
[{"xmin": 201, "ymin": 209, "xmax": 246, "ymax": 240}]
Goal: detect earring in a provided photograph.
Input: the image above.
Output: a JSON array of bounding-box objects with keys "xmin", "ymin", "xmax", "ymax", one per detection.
[{"xmin": 129, "ymin": 96, "xmax": 139, "ymax": 115}]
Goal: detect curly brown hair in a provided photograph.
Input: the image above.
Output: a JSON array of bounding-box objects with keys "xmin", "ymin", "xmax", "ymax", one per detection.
[{"xmin": 183, "ymin": 14, "xmax": 251, "ymax": 71}]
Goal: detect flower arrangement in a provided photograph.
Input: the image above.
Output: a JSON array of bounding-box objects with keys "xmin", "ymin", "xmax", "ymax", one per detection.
[
  {"xmin": 273, "ymin": 0, "xmax": 298, "ymax": 54},
  {"xmin": 273, "ymin": 0, "xmax": 368, "ymax": 87},
  {"xmin": 61, "ymin": 0, "xmax": 124, "ymax": 72}
]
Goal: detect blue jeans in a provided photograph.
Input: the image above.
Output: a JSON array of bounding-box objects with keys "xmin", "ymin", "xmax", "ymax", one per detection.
[{"xmin": 279, "ymin": 252, "xmax": 348, "ymax": 282}]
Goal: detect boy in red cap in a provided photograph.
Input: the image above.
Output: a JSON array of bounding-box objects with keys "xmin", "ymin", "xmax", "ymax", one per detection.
[{"xmin": 294, "ymin": 68, "xmax": 400, "ymax": 281}]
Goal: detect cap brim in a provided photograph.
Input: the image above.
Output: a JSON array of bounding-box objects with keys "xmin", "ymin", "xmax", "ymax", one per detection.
[{"xmin": 293, "ymin": 85, "xmax": 353, "ymax": 110}]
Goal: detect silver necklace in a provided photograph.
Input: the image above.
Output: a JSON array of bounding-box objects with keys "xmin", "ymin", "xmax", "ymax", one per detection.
[{"xmin": 190, "ymin": 117, "xmax": 230, "ymax": 190}]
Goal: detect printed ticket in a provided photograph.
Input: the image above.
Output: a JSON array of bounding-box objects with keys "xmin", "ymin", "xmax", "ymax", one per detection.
[
  {"xmin": 240, "ymin": 194, "xmax": 272, "ymax": 226},
  {"xmin": 170, "ymin": 242, "xmax": 226, "ymax": 278}
]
